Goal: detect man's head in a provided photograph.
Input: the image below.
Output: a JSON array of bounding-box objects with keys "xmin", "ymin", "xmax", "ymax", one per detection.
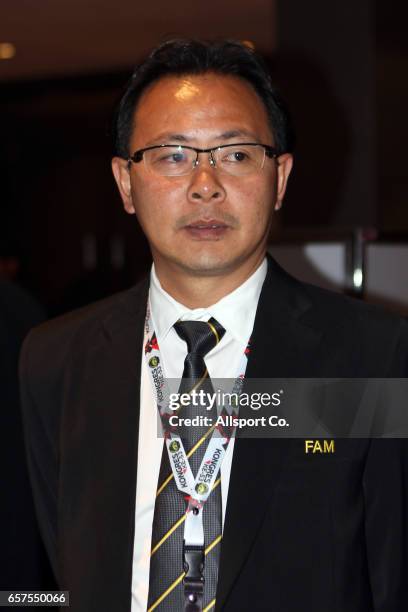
[
  {"xmin": 112, "ymin": 39, "xmax": 293, "ymax": 289},
  {"xmin": 112, "ymin": 39, "xmax": 294, "ymax": 159}
]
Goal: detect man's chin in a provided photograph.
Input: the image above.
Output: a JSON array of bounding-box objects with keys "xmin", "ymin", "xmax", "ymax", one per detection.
[{"xmin": 171, "ymin": 251, "xmax": 251, "ymax": 278}]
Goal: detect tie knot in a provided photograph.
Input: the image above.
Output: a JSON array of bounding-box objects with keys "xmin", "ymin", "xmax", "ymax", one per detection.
[{"xmin": 173, "ymin": 318, "xmax": 225, "ymax": 356}]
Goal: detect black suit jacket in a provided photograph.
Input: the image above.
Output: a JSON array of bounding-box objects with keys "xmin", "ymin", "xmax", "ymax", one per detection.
[{"xmin": 20, "ymin": 257, "xmax": 408, "ymax": 611}]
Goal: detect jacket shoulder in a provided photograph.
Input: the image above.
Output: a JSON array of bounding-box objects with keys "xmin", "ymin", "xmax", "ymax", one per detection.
[
  {"xmin": 299, "ymin": 276, "xmax": 406, "ymax": 331},
  {"xmin": 295, "ymin": 275, "xmax": 408, "ymax": 375},
  {"xmin": 266, "ymin": 257, "xmax": 408, "ymax": 375},
  {"xmin": 20, "ymin": 278, "xmax": 148, "ymax": 391}
]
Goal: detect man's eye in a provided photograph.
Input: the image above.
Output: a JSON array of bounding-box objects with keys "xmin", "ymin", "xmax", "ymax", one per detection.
[
  {"xmin": 223, "ymin": 150, "xmax": 250, "ymax": 163},
  {"xmin": 159, "ymin": 153, "xmax": 186, "ymax": 163}
]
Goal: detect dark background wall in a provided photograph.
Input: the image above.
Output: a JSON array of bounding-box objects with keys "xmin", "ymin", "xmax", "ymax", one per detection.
[
  {"xmin": 1, "ymin": 0, "xmax": 407, "ymax": 313},
  {"xmin": 277, "ymin": 0, "xmax": 376, "ymax": 227}
]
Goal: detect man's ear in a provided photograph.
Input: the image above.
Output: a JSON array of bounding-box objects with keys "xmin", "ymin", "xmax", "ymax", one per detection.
[
  {"xmin": 274, "ymin": 153, "xmax": 293, "ymax": 211},
  {"xmin": 111, "ymin": 157, "xmax": 136, "ymax": 215}
]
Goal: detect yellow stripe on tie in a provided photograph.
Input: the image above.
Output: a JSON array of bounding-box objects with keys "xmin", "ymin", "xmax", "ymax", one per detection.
[
  {"xmin": 153, "ymin": 479, "xmax": 221, "ymax": 555},
  {"xmin": 203, "ymin": 598, "xmax": 216, "ymax": 612},
  {"xmin": 207, "ymin": 320, "xmax": 220, "ymax": 344},
  {"xmin": 150, "ymin": 514, "xmax": 187, "ymax": 557},
  {"xmin": 212, "ymin": 477, "xmax": 221, "ymax": 490},
  {"xmin": 147, "ymin": 571, "xmax": 186, "ymax": 612},
  {"xmin": 148, "ymin": 534, "xmax": 222, "ymax": 612},
  {"xmin": 205, "ymin": 534, "xmax": 222, "ymax": 556},
  {"xmin": 186, "ymin": 423, "xmax": 216, "ymax": 458},
  {"xmin": 188, "ymin": 367, "xmax": 209, "ymax": 396},
  {"xmin": 156, "ymin": 471, "xmax": 174, "ymax": 498}
]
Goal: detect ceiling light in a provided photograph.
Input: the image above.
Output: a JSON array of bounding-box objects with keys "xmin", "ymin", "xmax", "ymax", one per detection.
[
  {"xmin": 241, "ymin": 40, "xmax": 255, "ymax": 50},
  {"xmin": 0, "ymin": 43, "xmax": 16, "ymax": 60}
]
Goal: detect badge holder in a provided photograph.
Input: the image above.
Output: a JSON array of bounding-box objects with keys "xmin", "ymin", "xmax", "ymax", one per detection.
[{"xmin": 183, "ymin": 542, "xmax": 204, "ymax": 611}]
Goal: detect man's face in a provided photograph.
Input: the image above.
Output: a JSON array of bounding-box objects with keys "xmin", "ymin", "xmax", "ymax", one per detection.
[{"xmin": 112, "ymin": 73, "xmax": 292, "ymax": 280}]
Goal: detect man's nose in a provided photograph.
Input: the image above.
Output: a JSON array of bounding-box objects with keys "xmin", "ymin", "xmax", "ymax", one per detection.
[{"xmin": 186, "ymin": 156, "xmax": 226, "ymax": 204}]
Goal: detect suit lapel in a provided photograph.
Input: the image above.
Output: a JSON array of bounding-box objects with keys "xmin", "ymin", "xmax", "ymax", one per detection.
[
  {"xmin": 97, "ymin": 279, "xmax": 150, "ymax": 603},
  {"xmin": 215, "ymin": 256, "xmax": 324, "ymax": 609},
  {"xmin": 62, "ymin": 278, "xmax": 149, "ymax": 609}
]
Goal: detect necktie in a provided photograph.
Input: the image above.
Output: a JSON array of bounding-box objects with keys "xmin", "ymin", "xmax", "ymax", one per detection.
[{"xmin": 147, "ymin": 318, "xmax": 225, "ymax": 612}]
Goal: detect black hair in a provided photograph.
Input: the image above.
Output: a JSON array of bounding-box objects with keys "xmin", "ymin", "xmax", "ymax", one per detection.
[{"xmin": 112, "ymin": 39, "xmax": 294, "ymax": 158}]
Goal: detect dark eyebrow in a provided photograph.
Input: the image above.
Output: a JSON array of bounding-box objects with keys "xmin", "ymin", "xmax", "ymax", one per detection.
[
  {"xmin": 144, "ymin": 129, "xmax": 258, "ymax": 147},
  {"xmin": 218, "ymin": 129, "xmax": 257, "ymax": 140},
  {"xmin": 145, "ymin": 133, "xmax": 191, "ymax": 146}
]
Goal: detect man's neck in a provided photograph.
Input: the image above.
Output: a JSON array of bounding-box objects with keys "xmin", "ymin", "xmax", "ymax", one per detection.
[{"xmin": 154, "ymin": 254, "xmax": 266, "ymax": 309}]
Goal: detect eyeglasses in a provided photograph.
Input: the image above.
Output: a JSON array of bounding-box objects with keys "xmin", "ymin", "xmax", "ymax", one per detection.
[{"xmin": 128, "ymin": 142, "xmax": 278, "ymax": 177}]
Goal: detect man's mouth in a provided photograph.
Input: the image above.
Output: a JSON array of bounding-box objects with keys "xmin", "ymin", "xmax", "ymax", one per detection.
[{"xmin": 183, "ymin": 219, "xmax": 229, "ymax": 239}]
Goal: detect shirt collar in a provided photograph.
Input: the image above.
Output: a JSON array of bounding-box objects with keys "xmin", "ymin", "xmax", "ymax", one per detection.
[{"xmin": 149, "ymin": 258, "xmax": 267, "ymax": 345}]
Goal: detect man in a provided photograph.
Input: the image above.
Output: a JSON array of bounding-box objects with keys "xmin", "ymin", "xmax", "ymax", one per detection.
[{"xmin": 20, "ymin": 40, "xmax": 408, "ymax": 612}]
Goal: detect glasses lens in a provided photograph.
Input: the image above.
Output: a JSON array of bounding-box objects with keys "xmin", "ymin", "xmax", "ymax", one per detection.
[
  {"xmin": 214, "ymin": 144, "xmax": 265, "ymax": 175},
  {"xmin": 144, "ymin": 146, "xmax": 194, "ymax": 176}
]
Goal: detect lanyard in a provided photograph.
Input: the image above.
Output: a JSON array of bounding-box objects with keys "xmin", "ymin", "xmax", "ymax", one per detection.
[{"xmin": 144, "ymin": 300, "xmax": 250, "ymax": 548}]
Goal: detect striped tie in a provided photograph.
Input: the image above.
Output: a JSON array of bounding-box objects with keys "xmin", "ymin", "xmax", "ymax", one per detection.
[{"xmin": 147, "ymin": 318, "xmax": 225, "ymax": 612}]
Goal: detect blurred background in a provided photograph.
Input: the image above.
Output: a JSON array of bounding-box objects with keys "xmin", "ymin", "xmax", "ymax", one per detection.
[
  {"xmin": 1, "ymin": 0, "xmax": 407, "ymax": 316},
  {"xmin": 0, "ymin": 0, "xmax": 407, "ymax": 597}
]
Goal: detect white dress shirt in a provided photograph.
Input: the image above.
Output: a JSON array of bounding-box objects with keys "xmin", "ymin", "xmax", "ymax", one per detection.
[{"xmin": 131, "ymin": 259, "xmax": 267, "ymax": 611}]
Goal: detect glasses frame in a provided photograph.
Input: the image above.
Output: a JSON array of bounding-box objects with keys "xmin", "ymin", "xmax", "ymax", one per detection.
[{"xmin": 127, "ymin": 142, "xmax": 279, "ymax": 176}]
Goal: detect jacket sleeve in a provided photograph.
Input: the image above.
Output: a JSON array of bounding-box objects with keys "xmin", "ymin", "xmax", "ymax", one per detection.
[
  {"xmin": 19, "ymin": 329, "xmax": 60, "ymax": 584},
  {"xmin": 363, "ymin": 319, "xmax": 408, "ymax": 611},
  {"xmin": 363, "ymin": 438, "xmax": 408, "ymax": 610}
]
